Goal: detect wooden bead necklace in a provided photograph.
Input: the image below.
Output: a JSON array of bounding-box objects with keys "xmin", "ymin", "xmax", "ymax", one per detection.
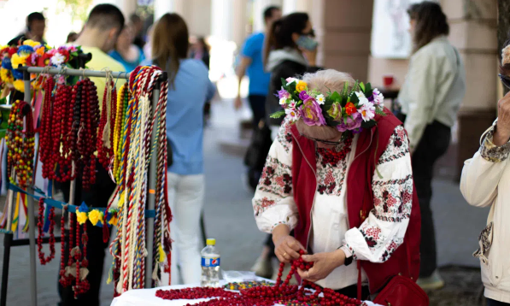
[
  {"xmin": 36, "ymin": 198, "xmax": 55, "ymax": 265},
  {"xmin": 6, "ymin": 100, "xmax": 35, "ymax": 189},
  {"xmin": 155, "ymin": 251, "xmax": 362, "ymax": 306}
]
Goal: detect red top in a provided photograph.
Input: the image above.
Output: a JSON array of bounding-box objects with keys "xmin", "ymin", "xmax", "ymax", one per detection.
[{"xmin": 290, "ymin": 109, "xmax": 421, "ymax": 293}]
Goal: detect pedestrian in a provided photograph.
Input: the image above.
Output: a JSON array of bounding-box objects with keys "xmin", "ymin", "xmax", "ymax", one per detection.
[
  {"xmin": 58, "ymin": 4, "xmax": 126, "ymax": 306},
  {"xmin": 234, "ymin": 6, "xmax": 281, "ymax": 124},
  {"xmin": 143, "ymin": 13, "xmax": 215, "ymax": 285},
  {"xmin": 264, "ymin": 12, "xmax": 321, "ymax": 128},
  {"xmin": 109, "ymin": 24, "xmax": 145, "ymax": 72},
  {"xmin": 459, "ymin": 44, "xmax": 510, "ymax": 306},
  {"xmin": 250, "ymin": 11, "xmax": 321, "ymax": 280},
  {"xmin": 253, "ymin": 69, "xmax": 421, "ymax": 299},
  {"xmin": 396, "ymin": 1, "xmax": 466, "ymax": 290},
  {"xmin": 8, "ymin": 12, "xmax": 46, "ymax": 46},
  {"xmin": 130, "ymin": 13, "xmax": 145, "ymax": 50},
  {"xmin": 190, "ymin": 37, "xmax": 212, "ymax": 122},
  {"xmin": 66, "ymin": 32, "xmax": 78, "ymax": 44}
]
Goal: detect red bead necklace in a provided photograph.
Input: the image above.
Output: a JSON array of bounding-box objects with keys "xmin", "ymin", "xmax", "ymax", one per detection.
[
  {"xmin": 317, "ymin": 134, "xmax": 353, "ymax": 167},
  {"xmin": 155, "ymin": 250, "xmax": 362, "ymax": 306},
  {"xmin": 36, "ymin": 198, "xmax": 55, "ymax": 265},
  {"xmin": 59, "ymin": 205, "xmax": 73, "ymax": 287}
]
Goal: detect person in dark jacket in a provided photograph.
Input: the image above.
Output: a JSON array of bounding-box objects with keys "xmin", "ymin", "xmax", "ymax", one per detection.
[
  {"xmin": 263, "ymin": 12, "xmax": 321, "ymax": 127},
  {"xmin": 250, "ymin": 11, "xmax": 321, "ymax": 280}
]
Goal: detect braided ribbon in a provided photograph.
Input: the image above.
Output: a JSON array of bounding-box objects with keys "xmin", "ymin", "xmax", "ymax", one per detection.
[{"xmin": 108, "ymin": 66, "xmax": 170, "ymax": 294}]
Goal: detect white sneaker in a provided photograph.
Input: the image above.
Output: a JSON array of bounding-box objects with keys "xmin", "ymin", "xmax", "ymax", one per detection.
[
  {"xmin": 417, "ymin": 270, "xmax": 445, "ymax": 290},
  {"xmin": 251, "ymin": 256, "xmax": 273, "ymax": 279}
]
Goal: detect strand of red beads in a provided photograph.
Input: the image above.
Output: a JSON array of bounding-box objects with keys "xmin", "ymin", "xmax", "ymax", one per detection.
[
  {"xmin": 36, "ymin": 198, "xmax": 56, "ymax": 265},
  {"xmin": 155, "ymin": 249, "xmax": 362, "ymax": 306},
  {"xmin": 59, "ymin": 205, "xmax": 71, "ymax": 287}
]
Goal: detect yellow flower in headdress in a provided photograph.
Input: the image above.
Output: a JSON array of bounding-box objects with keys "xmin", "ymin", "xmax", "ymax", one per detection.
[
  {"xmin": 23, "ymin": 40, "xmax": 40, "ymax": 48},
  {"xmin": 0, "ymin": 68, "xmax": 13, "ymax": 84},
  {"xmin": 13, "ymin": 80, "xmax": 24, "ymax": 92},
  {"xmin": 76, "ymin": 211, "xmax": 88, "ymax": 225},
  {"xmin": 11, "ymin": 53, "xmax": 28, "ymax": 68},
  {"xmin": 295, "ymin": 80, "xmax": 308, "ymax": 92},
  {"xmin": 88, "ymin": 209, "xmax": 104, "ymax": 226}
]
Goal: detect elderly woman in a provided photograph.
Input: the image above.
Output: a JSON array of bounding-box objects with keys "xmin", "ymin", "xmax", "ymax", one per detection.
[
  {"xmin": 252, "ymin": 69, "xmax": 421, "ymax": 299},
  {"xmin": 460, "ymin": 47, "xmax": 510, "ymax": 306}
]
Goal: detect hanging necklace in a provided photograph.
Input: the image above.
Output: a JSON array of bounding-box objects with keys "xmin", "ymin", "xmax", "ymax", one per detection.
[{"xmin": 36, "ymin": 197, "xmax": 55, "ymax": 265}]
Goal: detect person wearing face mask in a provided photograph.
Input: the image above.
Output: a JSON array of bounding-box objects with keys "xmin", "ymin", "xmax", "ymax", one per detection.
[
  {"xmin": 397, "ymin": 1, "xmax": 465, "ymax": 290},
  {"xmin": 252, "ymin": 69, "xmax": 421, "ymax": 298},
  {"xmin": 264, "ymin": 12, "xmax": 321, "ymax": 128}
]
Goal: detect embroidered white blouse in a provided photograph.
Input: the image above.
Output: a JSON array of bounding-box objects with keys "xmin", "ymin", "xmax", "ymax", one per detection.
[{"xmin": 253, "ymin": 117, "xmax": 414, "ymax": 290}]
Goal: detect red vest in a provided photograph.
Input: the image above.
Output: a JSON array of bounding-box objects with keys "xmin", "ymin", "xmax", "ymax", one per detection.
[{"xmin": 290, "ymin": 109, "xmax": 421, "ymax": 293}]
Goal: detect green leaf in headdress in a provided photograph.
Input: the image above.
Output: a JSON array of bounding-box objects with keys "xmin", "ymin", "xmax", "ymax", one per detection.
[{"xmin": 270, "ymin": 110, "xmax": 286, "ymax": 119}]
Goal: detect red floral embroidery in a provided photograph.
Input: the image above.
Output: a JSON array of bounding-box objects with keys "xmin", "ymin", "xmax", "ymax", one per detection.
[
  {"xmin": 378, "ymin": 126, "xmax": 410, "ymax": 165},
  {"xmin": 381, "ymin": 240, "xmax": 400, "ymax": 261},
  {"xmin": 254, "ymin": 197, "xmax": 276, "ymax": 216},
  {"xmin": 258, "ymin": 157, "xmax": 293, "ymax": 197}
]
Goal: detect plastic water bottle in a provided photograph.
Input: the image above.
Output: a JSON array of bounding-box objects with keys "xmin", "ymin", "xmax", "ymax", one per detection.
[{"xmin": 201, "ymin": 238, "xmax": 221, "ymax": 287}]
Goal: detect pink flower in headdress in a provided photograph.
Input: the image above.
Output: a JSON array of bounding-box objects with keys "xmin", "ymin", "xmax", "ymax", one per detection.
[
  {"xmin": 336, "ymin": 112, "xmax": 362, "ymax": 132},
  {"xmin": 300, "ymin": 97, "xmax": 326, "ymax": 126}
]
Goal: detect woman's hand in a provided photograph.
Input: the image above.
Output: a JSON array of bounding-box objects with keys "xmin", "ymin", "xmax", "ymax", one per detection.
[
  {"xmin": 495, "ymin": 91, "xmax": 510, "ymax": 146},
  {"xmin": 300, "ymin": 47, "xmax": 317, "ymax": 67},
  {"xmin": 273, "ymin": 224, "xmax": 305, "ymax": 263},
  {"xmin": 297, "ymin": 250, "xmax": 346, "ymax": 283}
]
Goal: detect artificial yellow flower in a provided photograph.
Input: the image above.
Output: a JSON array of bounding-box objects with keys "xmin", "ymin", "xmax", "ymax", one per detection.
[
  {"xmin": 0, "ymin": 68, "xmax": 13, "ymax": 84},
  {"xmin": 88, "ymin": 209, "xmax": 104, "ymax": 226},
  {"xmin": 108, "ymin": 215, "xmax": 118, "ymax": 226},
  {"xmin": 76, "ymin": 211, "xmax": 88, "ymax": 225},
  {"xmin": 11, "ymin": 53, "xmax": 28, "ymax": 68},
  {"xmin": 13, "ymin": 80, "xmax": 24, "ymax": 92},
  {"xmin": 23, "ymin": 40, "xmax": 40, "ymax": 48},
  {"xmin": 295, "ymin": 80, "xmax": 307, "ymax": 92}
]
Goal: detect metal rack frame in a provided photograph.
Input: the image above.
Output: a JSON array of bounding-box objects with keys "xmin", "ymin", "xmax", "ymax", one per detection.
[{"xmin": 0, "ymin": 65, "xmax": 166, "ymax": 306}]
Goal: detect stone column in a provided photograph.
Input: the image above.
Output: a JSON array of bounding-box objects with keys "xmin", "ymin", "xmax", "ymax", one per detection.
[
  {"xmin": 317, "ymin": 0, "xmax": 374, "ymax": 80},
  {"xmin": 442, "ymin": 0, "xmax": 497, "ymax": 177},
  {"xmin": 153, "ymin": 0, "xmax": 186, "ymax": 21}
]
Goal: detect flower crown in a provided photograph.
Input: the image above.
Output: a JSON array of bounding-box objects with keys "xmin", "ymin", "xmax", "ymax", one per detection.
[{"xmin": 271, "ymin": 77, "xmax": 386, "ymax": 133}]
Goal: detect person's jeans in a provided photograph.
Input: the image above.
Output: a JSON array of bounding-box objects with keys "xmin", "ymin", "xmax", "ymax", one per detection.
[
  {"xmin": 165, "ymin": 172, "xmax": 205, "ymax": 285},
  {"xmin": 487, "ymin": 298, "xmax": 510, "ymax": 306},
  {"xmin": 58, "ymin": 160, "xmax": 116, "ymax": 306},
  {"xmin": 247, "ymin": 94, "xmax": 267, "ymax": 127},
  {"xmin": 411, "ymin": 120, "xmax": 451, "ymax": 278}
]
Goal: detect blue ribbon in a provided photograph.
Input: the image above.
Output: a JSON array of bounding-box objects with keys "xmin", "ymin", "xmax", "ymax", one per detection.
[{"xmin": 7, "ymin": 183, "xmax": 156, "ymax": 222}]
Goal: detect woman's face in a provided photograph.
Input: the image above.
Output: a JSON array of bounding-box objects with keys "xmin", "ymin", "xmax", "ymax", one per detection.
[
  {"xmin": 409, "ymin": 18, "xmax": 417, "ymax": 36},
  {"xmin": 300, "ymin": 126, "xmax": 343, "ymax": 149},
  {"xmin": 292, "ymin": 21, "xmax": 314, "ymax": 44}
]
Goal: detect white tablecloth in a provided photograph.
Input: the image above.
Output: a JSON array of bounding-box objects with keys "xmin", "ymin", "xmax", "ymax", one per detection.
[{"xmin": 110, "ymin": 272, "xmax": 382, "ymax": 306}]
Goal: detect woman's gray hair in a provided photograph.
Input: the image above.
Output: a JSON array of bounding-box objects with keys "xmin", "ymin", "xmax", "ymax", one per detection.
[
  {"xmin": 301, "ymin": 69, "xmax": 355, "ymax": 94},
  {"xmin": 296, "ymin": 70, "xmax": 355, "ymax": 140}
]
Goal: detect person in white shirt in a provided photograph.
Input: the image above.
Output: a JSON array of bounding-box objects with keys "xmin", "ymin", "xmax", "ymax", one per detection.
[
  {"xmin": 459, "ymin": 45, "xmax": 510, "ymax": 306},
  {"xmin": 396, "ymin": 1, "xmax": 466, "ymax": 290}
]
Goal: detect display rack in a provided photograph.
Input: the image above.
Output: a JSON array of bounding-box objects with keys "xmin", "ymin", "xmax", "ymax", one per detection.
[{"xmin": 0, "ymin": 64, "xmax": 167, "ymax": 306}]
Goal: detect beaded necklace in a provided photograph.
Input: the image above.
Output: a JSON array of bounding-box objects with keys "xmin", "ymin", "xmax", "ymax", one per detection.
[
  {"xmin": 155, "ymin": 252, "xmax": 362, "ymax": 306},
  {"xmin": 37, "ymin": 197, "xmax": 55, "ymax": 265},
  {"xmin": 6, "ymin": 100, "xmax": 35, "ymax": 189}
]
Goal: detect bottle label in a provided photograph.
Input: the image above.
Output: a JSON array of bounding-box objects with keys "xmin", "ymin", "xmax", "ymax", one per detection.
[{"xmin": 201, "ymin": 257, "xmax": 220, "ymax": 267}]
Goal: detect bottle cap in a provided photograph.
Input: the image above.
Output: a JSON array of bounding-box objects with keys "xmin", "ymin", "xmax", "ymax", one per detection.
[{"xmin": 206, "ymin": 238, "xmax": 216, "ymax": 246}]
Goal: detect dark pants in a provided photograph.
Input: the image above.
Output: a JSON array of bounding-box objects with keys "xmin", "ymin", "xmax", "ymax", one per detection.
[
  {"xmin": 487, "ymin": 299, "xmax": 510, "ymax": 306},
  {"xmin": 411, "ymin": 120, "xmax": 451, "ymax": 277},
  {"xmin": 58, "ymin": 160, "xmax": 116, "ymax": 306},
  {"xmin": 247, "ymin": 94, "xmax": 266, "ymax": 127}
]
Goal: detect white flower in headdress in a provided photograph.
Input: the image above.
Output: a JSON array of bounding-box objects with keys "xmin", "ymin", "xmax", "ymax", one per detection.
[
  {"xmin": 316, "ymin": 94, "xmax": 325, "ymax": 105},
  {"xmin": 355, "ymin": 91, "xmax": 369, "ymax": 106}
]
